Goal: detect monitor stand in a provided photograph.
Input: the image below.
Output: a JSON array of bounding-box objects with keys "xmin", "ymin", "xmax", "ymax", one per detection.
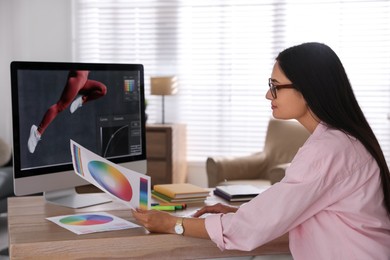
[{"xmin": 44, "ymin": 188, "xmax": 112, "ymax": 208}]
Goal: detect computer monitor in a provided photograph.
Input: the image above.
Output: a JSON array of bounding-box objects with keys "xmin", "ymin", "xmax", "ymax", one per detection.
[{"xmin": 10, "ymin": 61, "xmax": 147, "ymax": 208}]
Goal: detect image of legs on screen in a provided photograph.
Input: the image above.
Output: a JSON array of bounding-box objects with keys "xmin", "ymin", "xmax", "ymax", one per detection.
[{"xmin": 27, "ymin": 70, "xmax": 107, "ymax": 153}]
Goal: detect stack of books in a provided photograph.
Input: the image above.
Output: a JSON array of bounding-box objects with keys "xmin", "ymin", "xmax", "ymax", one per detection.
[
  {"xmin": 214, "ymin": 185, "xmax": 270, "ymax": 202},
  {"xmin": 152, "ymin": 183, "xmax": 210, "ymax": 203}
]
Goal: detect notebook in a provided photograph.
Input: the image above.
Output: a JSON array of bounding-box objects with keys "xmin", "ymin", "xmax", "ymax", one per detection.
[
  {"xmin": 153, "ymin": 183, "xmax": 210, "ymax": 199},
  {"xmin": 214, "ymin": 185, "xmax": 270, "ymax": 202}
]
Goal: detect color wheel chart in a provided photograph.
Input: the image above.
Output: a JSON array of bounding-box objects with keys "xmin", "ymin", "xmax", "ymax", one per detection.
[
  {"xmin": 88, "ymin": 160, "xmax": 133, "ymax": 202},
  {"xmin": 47, "ymin": 212, "xmax": 140, "ymax": 235},
  {"xmin": 59, "ymin": 214, "xmax": 113, "ymax": 226},
  {"xmin": 70, "ymin": 140, "xmax": 151, "ymax": 210}
]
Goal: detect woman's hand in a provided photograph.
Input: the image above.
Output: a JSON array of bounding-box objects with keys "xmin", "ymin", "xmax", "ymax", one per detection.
[
  {"xmin": 192, "ymin": 203, "xmax": 238, "ymax": 218},
  {"xmin": 131, "ymin": 208, "xmax": 177, "ymax": 234}
]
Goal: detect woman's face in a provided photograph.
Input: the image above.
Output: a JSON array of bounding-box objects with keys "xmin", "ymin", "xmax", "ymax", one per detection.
[{"xmin": 266, "ymin": 61, "xmax": 310, "ymax": 122}]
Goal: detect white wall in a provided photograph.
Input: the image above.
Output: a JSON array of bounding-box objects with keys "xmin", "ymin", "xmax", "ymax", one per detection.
[
  {"xmin": 0, "ymin": 0, "xmax": 72, "ymax": 145},
  {"xmin": 0, "ymin": 0, "xmax": 207, "ymax": 186}
]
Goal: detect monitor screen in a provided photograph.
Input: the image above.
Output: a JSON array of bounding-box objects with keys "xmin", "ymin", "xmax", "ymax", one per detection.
[{"xmin": 10, "ymin": 61, "xmax": 147, "ymax": 208}]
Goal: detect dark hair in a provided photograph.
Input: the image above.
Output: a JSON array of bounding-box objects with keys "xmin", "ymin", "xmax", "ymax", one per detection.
[{"xmin": 276, "ymin": 42, "xmax": 390, "ymax": 216}]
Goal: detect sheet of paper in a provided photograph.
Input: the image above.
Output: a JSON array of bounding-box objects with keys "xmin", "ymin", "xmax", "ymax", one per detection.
[
  {"xmin": 70, "ymin": 139, "xmax": 151, "ymax": 210},
  {"xmin": 47, "ymin": 211, "xmax": 140, "ymax": 235}
]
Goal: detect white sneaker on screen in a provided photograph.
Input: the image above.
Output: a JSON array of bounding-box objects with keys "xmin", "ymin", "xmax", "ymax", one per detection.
[
  {"xmin": 70, "ymin": 95, "xmax": 83, "ymax": 114},
  {"xmin": 27, "ymin": 125, "xmax": 41, "ymax": 153}
]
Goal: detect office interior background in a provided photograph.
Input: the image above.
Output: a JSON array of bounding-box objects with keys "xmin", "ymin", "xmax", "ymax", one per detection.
[{"xmin": 0, "ymin": 0, "xmax": 389, "ymax": 187}]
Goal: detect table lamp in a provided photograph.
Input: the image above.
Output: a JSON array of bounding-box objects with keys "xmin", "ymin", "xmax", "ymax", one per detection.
[{"xmin": 150, "ymin": 76, "xmax": 178, "ymax": 124}]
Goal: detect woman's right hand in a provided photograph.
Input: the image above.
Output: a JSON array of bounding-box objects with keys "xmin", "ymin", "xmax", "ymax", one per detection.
[{"xmin": 192, "ymin": 203, "xmax": 238, "ymax": 218}]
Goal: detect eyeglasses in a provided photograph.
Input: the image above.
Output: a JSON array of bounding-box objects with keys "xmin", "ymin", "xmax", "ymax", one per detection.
[{"xmin": 268, "ymin": 78, "xmax": 295, "ymax": 99}]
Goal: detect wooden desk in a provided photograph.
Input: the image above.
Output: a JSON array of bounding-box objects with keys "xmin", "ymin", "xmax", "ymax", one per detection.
[{"xmin": 8, "ymin": 195, "xmax": 289, "ymax": 260}]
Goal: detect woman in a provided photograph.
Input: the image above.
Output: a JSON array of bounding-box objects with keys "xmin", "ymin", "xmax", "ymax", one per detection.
[{"xmin": 132, "ymin": 42, "xmax": 390, "ymax": 259}]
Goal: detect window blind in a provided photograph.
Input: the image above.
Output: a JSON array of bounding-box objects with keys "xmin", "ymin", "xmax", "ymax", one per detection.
[{"xmin": 72, "ymin": 0, "xmax": 390, "ymax": 165}]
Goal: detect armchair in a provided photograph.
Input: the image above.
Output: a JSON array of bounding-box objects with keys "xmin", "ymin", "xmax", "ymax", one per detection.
[
  {"xmin": 206, "ymin": 119, "xmax": 310, "ymax": 187},
  {"xmin": 0, "ymin": 138, "xmax": 12, "ymax": 213}
]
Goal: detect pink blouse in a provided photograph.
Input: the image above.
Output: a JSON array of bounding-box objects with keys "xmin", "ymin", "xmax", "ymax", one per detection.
[{"xmin": 205, "ymin": 123, "xmax": 390, "ymax": 259}]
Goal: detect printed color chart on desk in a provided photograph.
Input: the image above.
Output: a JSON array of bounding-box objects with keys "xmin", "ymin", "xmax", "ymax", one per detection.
[
  {"xmin": 59, "ymin": 214, "xmax": 113, "ymax": 226},
  {"xmin": 70, "ymin": 140, "xmax": 151, "ymax": 210},
  {"xmin": 47, "ymin": 212, "xmax": 140, "ymax": 235}
]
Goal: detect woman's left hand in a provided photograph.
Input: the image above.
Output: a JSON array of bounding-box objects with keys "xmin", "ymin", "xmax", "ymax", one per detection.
[{"xmin": 131, "ymin": 208, "xmax": 177, "ymax": 234}]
